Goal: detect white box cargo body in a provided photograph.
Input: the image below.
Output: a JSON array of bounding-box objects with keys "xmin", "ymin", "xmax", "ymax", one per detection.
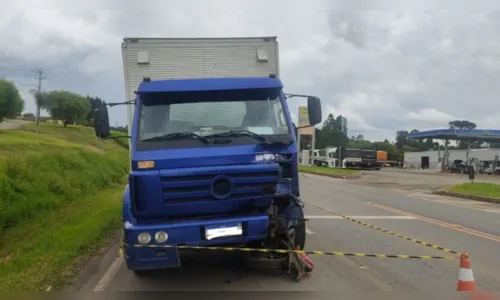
[{"xmin": 121, "ymin": 37, "xmax": 281, "ymax": 137}]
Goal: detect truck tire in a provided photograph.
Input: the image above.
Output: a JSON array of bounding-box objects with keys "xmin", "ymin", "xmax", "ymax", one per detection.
[{"xmin": 293, "ymin": 206, "xmax": 306, "ymax": 250}]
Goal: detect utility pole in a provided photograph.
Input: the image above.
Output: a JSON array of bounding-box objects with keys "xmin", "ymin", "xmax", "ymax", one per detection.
[{"xmin": 32, "ymin": 69, "xmax": 46, "ymax": 133}]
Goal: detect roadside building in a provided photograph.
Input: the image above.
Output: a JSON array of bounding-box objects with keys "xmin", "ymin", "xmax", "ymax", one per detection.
[{"xmin": 404, "ymin": 148, "xmax": 500, "ymax": 170}]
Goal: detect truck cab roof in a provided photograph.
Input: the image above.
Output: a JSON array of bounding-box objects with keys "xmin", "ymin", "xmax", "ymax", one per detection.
[{"xmin": 136, "ymin": 76, "xmax": 283, "ymax": 93}]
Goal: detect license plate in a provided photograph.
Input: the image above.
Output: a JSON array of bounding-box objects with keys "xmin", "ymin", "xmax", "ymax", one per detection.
[{"xmin": 205, "ymin": 223, "xmax": 243, "ymax": 240}]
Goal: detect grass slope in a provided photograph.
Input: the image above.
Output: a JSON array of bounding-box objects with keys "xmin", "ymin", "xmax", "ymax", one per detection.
[{"xmin": 0, "ymin": 123, "xmax": 128, "ymax": 290}]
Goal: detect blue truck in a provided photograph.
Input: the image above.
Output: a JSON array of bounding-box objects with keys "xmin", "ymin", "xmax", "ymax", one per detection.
[{"xmin": 93, "ymin": 37, "xmax": 322, "ymax": 279}]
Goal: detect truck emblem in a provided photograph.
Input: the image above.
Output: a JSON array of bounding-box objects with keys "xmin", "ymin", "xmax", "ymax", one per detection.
[
  {"xmin": 255, "ymin": 154, "xmax": 275, "ymax": 162},
  {"xmin": 211, "ymin": 176, "xmax": 233, "ymax": 199}
]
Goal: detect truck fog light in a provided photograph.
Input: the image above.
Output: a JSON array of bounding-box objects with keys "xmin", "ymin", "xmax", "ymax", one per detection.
[
  {"xmin": 155, "ymin": 231, "xmax": 168, "ymax": 243},
  {"xmin": 138, "ymin": 232, "xmax": 151, "ymax": 244}
]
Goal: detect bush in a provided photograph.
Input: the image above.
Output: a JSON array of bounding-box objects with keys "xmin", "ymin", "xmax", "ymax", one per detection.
[{"xmin": 41, "ymin": 91, "xmax": 90, "ymax": 126}]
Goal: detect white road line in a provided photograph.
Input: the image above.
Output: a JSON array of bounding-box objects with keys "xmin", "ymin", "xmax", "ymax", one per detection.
[
  {"xmin": 306, "ymin": 228, "xmax": 315, "ymax": 235},
  {"xmin": 305, "ymin": 215, "xmax": 417, "ymax": 220},
  {"xmin": 92, "ymin": 256, "xmax": 123, "ymax": 291}
]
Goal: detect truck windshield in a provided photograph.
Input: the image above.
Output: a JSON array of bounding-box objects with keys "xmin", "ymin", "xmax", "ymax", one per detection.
[
  {"xmin": 361, "ymin": 150, "xmax": 376, "ymax": 160},
  {"xmin": 137, "ymin": 88, "xmax": 291, "ymax": 147},
  {"xmin": 344, "ymin": 149, "xmax": 362, "ymax": 158}
]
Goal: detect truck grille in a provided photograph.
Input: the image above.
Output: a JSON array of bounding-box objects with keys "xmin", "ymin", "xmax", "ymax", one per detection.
[{"xmin": 160, "ymin": 170, "xmax": 279, "ymax": 204}]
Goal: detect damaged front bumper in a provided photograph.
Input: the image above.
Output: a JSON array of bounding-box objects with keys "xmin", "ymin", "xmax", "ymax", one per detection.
[{"xmin": 122, "ymin": 214, "xmax": 269, "ymax": 271}]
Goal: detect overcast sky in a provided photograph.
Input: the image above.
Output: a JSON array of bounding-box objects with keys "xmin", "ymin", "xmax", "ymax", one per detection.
[{"xmin": 1, "ymin": 1, "xmax": 500, "ymax": 141}]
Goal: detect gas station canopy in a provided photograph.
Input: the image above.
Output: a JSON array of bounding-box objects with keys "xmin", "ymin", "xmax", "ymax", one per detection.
[{"xmin": 409, "ymin": 129, "xmax": 500, "ymax": 142}]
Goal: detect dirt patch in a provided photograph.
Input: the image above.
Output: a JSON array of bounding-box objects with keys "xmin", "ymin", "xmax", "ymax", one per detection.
[{"xmin": 0, "ymin": 254, "xmax": 12, "ymax": 265}]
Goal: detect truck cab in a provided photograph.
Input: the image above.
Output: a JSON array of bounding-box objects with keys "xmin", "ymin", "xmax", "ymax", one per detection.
[{"xmin": 93, "ymin": 75, "xmax": 322, "ymax": 273}]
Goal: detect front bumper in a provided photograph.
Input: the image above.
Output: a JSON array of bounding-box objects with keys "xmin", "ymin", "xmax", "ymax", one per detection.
[{"xmin": 123, "ymin": 214, "xmax": 269, "ymax": 271}]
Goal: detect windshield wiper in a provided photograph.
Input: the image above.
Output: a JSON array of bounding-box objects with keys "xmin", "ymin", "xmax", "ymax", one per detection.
[
  {"xmin": 205, "ymin": 130, "xmax": 271, "ymax": 143},
  {"xmin": 141, "ymin": 132, "xmax": 210, "ymax": 144}
]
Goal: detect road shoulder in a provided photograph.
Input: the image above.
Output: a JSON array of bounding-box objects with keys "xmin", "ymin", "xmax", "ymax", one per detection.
[
  {"xmin": 299, "ymin": 165, "xmax": 362, "ymax": 179},
  {"xmin": 0, "ymin": 119, "xmax": 30, "ymax": 130},
  {"xmin": 65, "ymin": 232, "xmax": 122, "ymax": 291}
]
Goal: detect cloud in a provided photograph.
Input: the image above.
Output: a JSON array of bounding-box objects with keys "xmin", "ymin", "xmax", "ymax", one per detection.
[
  {"xmin": 403, "ymin": 108, "xmax": 457, "ymax": 129},
  {"xmin": 2, "ymin": 2, "xmax": 500, "ymax": 142}
]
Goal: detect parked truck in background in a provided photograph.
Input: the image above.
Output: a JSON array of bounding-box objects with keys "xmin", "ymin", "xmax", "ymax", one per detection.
[
  {"xmin": 92, "ymin": 37, "xmax": 321, "ymax": 277},
  {"xmin": 376, "ymin": 151, "xmax": 387, "ymax": 164},
  {"xmin": 340, "ymin": 148, "xmax": 363, "ymax": 169},
  {"xmin": 360, "ymin": 149, "xmax": 380, "ymax": 170}
]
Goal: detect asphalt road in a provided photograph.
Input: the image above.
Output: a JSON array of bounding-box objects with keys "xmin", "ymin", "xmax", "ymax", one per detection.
[
  {"xmin": 0, "ymin": 119, "xmax": 30, "ymax": 130},
  {"xmin": 72, "ymin": 171, "xmax": 500, "ymax": 291}
]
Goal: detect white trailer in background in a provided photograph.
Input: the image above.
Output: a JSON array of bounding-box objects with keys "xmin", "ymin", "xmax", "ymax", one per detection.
[{"xmin": 311, "ymin": 147, "xmax": 338, "ymax": 167}]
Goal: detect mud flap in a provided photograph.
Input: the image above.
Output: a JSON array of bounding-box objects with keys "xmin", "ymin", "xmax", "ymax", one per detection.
[{"xmin": 285, "ymin": 229, "xmax": 313, "ymax": 281}]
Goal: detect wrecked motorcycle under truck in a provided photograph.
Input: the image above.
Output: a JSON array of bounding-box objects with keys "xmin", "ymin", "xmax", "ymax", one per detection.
[{"xmin": 92, "ymin": 37, "xmax": 322, "ymax": 280}]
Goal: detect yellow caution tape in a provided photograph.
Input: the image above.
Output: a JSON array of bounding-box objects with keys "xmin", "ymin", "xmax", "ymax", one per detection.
[
  {"xmin": 123, "ymin": 244, "xmax": 457, "ymax": 260},
  {"xmin": 305, "ymin": 203, "xmax": 460, "ymax": 255}
]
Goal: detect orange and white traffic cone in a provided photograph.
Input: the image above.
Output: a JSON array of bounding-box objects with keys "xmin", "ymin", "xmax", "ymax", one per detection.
[{"xmin": 457, "ymin": 252, "xmax": 476, "ymax": 292}]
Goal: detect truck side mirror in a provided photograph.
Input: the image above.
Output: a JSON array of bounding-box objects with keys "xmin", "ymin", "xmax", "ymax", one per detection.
[
  {"xmin": 93, "ymin": 104, "xmax": 111, "ymax": 139},
  {"xmin": 307, "ymin": 96, "xmax": 322, "ymax": 126}
]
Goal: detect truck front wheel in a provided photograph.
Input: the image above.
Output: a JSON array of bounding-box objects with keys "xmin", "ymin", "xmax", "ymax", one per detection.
[{"xmin": 292, "ymin": 206, "xmax": 306, "ymax": 250}]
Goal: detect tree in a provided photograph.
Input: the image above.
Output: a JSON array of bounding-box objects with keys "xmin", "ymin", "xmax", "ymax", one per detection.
[
  {"xmin": 41, "ymin": 91, "xmax": 90, "ymax": 127},
  {"xmin": 0, "ymin": 79, "xmax": 24, "ymax": 123},
  {"xmin": 395, "ymin": 130, "xmax": 409, "ymax": 149},
  {"xmin": 448, "ymin": 120, "xmax": 477, "ymax": 130},
  {"xmin": 315, "ymin": 113, "xmax": 349, "ymax": 149},
  {"xmin": 394, "ymin": 129, "xmax": 433, "ymax": 152},
  {"xmin": 448, "ymin": 119, "xmax": 478, "ymax": 149}
]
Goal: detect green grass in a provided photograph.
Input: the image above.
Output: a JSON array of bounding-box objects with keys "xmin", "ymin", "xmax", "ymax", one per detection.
[
  {"xmin": 0, "ymin": 187, "xmax": 124, "ymax": 290},
  {"xmin": 447, "ymin": 182, "xmax": 500, "ymax": 199},
  {"xmin": 0, "ymin": 122, "xmax": 129, "ymax": 290},
  {"xmin": 298, "ymin": 165, "xmax": 360, "ymax": 177}
]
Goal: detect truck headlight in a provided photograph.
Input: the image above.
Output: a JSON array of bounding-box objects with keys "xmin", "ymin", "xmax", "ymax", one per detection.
[
  {"xmin": 138, "ymin": 232, "xmax": 151, "ymax": 244},
  {"xmin": 155, "ymin": 231, "xmax": 168, "ymax": 243}
]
